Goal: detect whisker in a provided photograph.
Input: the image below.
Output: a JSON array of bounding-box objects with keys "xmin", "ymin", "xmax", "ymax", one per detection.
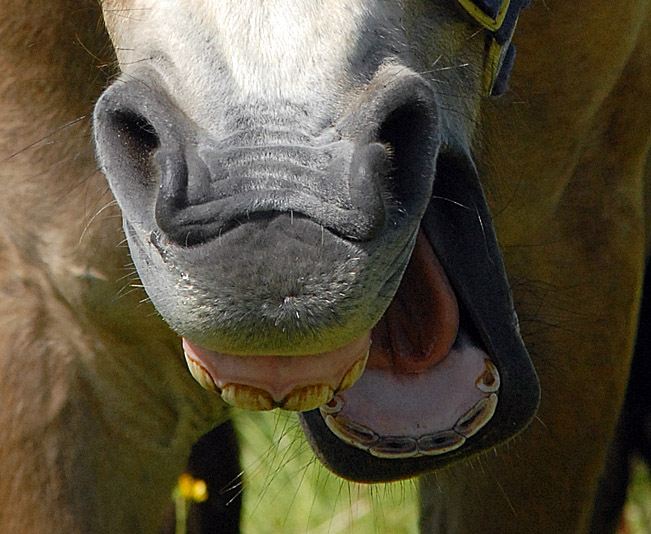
[
  {"xmin": 0, "ymin": 116, "xmax": 88, "ymax": 165},
  {"xmin": 78, "ymin": 199, "xmax": 119, "ymax": 246}
]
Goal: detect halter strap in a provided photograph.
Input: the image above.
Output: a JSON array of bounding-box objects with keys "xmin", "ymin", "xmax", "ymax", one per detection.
[{"xmin": 457, "ymin": 0, "xmax": 530, "ymax": 95}]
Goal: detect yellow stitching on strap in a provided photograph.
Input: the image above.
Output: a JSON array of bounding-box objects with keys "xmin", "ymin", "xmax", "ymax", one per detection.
[
  {"xmin": 483, "ymin": 37, "xmax": 503, "ymax": 95},
  {"xmin": 457, "ymin": 0, "xmax": 510, "ymax": 31}
]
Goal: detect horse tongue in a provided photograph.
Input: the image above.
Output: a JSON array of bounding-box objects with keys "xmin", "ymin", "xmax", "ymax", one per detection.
[
  {"xmin": 368, "ymin": 230, "xmax": 459, "ymax": 374},
  {"xmin": 317, "ymin": 231, "xmax": 499, "ymax": 459}
]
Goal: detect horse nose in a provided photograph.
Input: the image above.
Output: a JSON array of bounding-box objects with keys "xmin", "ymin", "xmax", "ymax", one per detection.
[
  {"xmin": 338, "ymin": 64, "xmax": 440, "ymax": 219},
  {"xmin": 93, "ymin": 66, "xmax": 439, "ymax": 246},
  {"xmin": 150, "ymin": 132, "xmax": 393, "ymax": 246}
]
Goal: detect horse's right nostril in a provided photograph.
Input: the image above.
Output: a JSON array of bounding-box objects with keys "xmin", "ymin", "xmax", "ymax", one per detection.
[
  {"xmin": 94, "ymin": 78, "xmax": 173, "ymax": 194},
  {"xmin": 109, "ymin": 110, "xmax": 160, "ymax": 177}
]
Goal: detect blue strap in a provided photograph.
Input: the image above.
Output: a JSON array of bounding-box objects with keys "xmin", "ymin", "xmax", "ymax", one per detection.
[{"xmin": 457, "ymin": 0, "xmax": 530, "ymax": 95}]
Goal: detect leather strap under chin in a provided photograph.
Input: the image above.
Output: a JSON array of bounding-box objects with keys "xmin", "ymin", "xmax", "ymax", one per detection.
[{"xmin": 456, "ymin": 0, "xmax": 530, "ymax": 96}]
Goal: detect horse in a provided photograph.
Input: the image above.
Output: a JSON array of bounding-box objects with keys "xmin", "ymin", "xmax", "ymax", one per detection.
[{"xmin": 0, "ymin": 0, "xmax": 649, "ymax": 532}]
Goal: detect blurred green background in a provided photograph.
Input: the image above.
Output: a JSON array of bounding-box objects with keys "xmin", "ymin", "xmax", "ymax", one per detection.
[
  {"xmin": 234, "ymin": 410, "xmax": 419, "ymax": 534},
  {"xmin": 230, "ymin": 410, "xmax": 651, "ymax": 534},
  {"xmin": 625, "ymin": 461, "xmax": 651, "ymax": 534}
]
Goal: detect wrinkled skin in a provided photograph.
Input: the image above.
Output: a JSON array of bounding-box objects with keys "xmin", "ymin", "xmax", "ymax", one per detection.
[{"xmin": 0, "ymin": 1, "xmax": 650, "ymax": 534}]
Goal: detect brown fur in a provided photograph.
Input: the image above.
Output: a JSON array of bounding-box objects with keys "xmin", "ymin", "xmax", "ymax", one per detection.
[
  {"xmin": 0, "ymin": 1, "xmax": 649, "ymax": 533},
  {"xmin": 0, "ymin": 2, "xmax": 229, "ymax": 532},
  {"xmin": 420, "ymin": 2, "xmax": 651, "ymax": 531}
]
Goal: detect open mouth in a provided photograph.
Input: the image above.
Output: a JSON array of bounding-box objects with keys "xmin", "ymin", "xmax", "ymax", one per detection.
[
  {"xmin": 179, "ymin": 152, "xmax": 540, "ymax": 483},
  {"xmin": 93, "ymin": 66, "xmax": 539, "ymax": 483},
  {"xmin": 182, "ymin": 227, "xmax": 500, "ymax": 460},
  {"xmin": 319, "ymin": 229, "xmax": 499, "ymax": 460}
]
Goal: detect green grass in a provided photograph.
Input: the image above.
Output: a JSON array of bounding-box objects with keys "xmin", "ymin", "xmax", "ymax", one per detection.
[
  {"xmin": 232, "ymin": 410, "xmax": 420, "ymax": 534},
  {"xmin": 622, "ymin": 460, "xmax": 651, "ymax": 534},
  {"xmin": 232, "ymin": 410, "xmax": 651, "ymax": 534}
]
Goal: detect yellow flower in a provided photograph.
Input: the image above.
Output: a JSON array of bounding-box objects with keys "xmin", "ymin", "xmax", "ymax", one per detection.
[{"xmin": 176, "ymin": 473, "xmax": 209, "ymax": 503}]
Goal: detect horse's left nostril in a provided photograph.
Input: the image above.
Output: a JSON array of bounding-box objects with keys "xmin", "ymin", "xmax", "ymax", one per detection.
[
  {"xmin": 336, "ymin": 64, "xmax": 440, "ymax": 222},
  {"xmin": 377, "ymin": 99, "xmax": 437, "ymax": 210}
]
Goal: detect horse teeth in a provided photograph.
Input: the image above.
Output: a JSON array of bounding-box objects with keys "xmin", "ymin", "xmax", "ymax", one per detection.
[
  {"xmin": 320, "ymin": 394, "xmax": 344, "ymax": 415},
  {"xmin": 417, "ymin": 430, "xmax": 466, "ymax": 455},
  {"xmin": 369, "ymin": 436, "xmax": 418, "ymax": 459},
  {"xmin": 476, "ymin": 359, "xmax": 500, "ymax": 393},
  {"xmin": 320, "ymin": 393, "xmax": 498, "ymax": 457},
  {"xmin": 184, "ymin": 353, "xmax": 219, "ymax": 393},
  {"xmin": 220, "ymin": 384, "xmax": 274, "ymax": 411},
  {"xmin": 323, "ymin": 414, "xmax": 379, "ymax": 449},
  {"xmin": 282, "ymin": 384, "xmax": 334, "ymax": 412},
  {"xmin": 454, "ymin": 393, "xmax": 498, "ymax": 438},
  {"xmin": 337, "ymin": 351, "xmax": 369, "ymax": 392}
]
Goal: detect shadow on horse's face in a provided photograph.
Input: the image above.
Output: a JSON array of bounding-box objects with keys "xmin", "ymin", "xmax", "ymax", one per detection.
[{"xmin": 94, "ymin": 0, "xmax": 538, "ymax": 483}]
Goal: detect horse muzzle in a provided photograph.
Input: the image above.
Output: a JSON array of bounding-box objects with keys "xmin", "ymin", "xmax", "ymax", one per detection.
[{"xmin": 93, "ymin": 60, "xmax": 539, "ymax": 483}]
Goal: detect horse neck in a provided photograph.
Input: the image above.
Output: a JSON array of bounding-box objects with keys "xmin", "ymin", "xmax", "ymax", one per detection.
[
  {"xmin": 0, "ymin": 1, "xmax": 122, "ymax": 306},
  {"xmin": 1, "ymin": 1, "xmax": 112, "ymax": 126}
]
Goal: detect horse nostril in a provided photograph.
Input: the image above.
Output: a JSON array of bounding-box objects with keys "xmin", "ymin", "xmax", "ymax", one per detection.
[
  {"xmin": 377, "ymin": 100, "xmax": 437, "ymax": 211},
  {"xmin": 114, "ymin": 111, "xmax": 160, "ymax": 165},
  {"xmin": 379, "ymin": 101, "xmax": 432, "ymax": 168},
  {"xmin": 93, "ymin": 78, "xmax": 172, "ymax": 195},
  {"xmin": 104, "ymin": 109, "xmax": 160, "ymax": 184},
  {"xmin": 336, "ymin": 64, "xmax": 440, "ymax": 220}
]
